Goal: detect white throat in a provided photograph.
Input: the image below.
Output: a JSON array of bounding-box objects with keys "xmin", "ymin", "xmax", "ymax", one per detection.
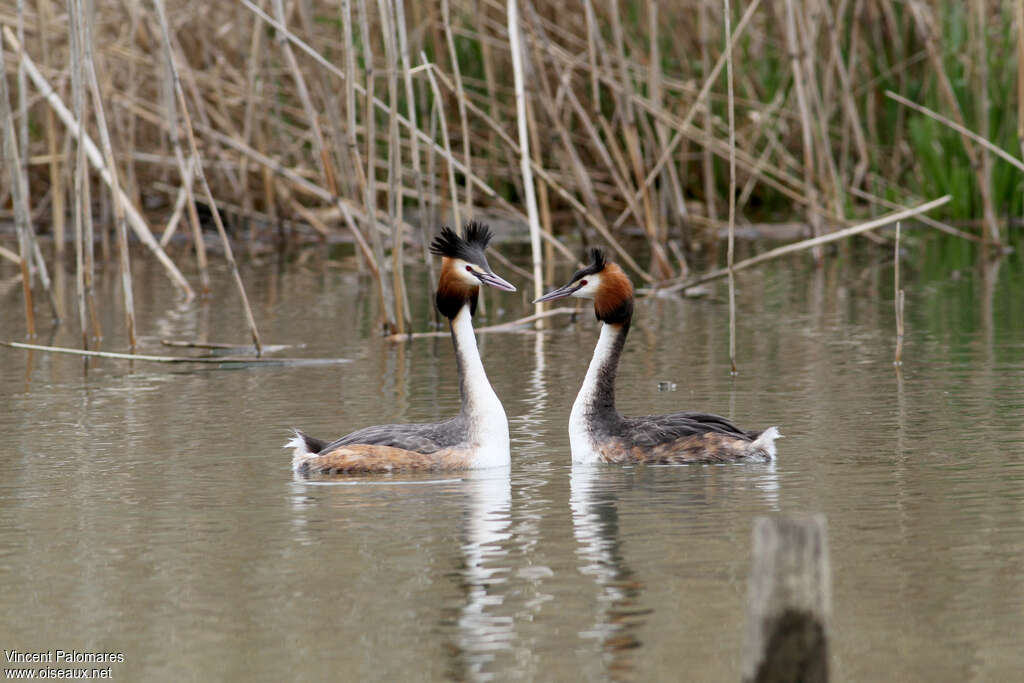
[
  {"xmin": 569, "ymin": 323, "xmax": 620, "ymax": 464},
  {"xmin": 451, "ymin": 305, "xmax": 510, "ymax": 468}
]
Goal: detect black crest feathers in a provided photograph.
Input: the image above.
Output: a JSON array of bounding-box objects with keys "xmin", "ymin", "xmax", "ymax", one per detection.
[
  {"xmin": 429, "ymin": 221, "xmax": 493, "ymax": 261},
  {"xmin": 463, "ymin": 220, "xmax": 494, "ymax": 249},
  {"xmin": 570, "ymin": 247, "xmax": 608, "ymax": 283}
]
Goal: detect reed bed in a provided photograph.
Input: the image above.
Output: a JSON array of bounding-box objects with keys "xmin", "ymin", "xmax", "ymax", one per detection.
[{"xmin": 1, "ymin": 1, "xmax": 1021, "ymax": 347}]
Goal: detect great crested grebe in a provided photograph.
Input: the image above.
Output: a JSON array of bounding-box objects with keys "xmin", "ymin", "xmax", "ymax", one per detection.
[
  {"xmin": 288, "ymin": 222, "xmax": 516, "ymax": 475},
  {"xmin": 534, "ymin": 248, "xmax": 780, "ymax": 464}
]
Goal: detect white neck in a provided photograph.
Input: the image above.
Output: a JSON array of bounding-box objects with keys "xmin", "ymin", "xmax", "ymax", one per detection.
[
  {"xmin": 569, "ymin": 323, "xmax": 621, "ymax": 464},
  {"xmin": 451, "ymin": 305, "xmax": 510, "ymax": 468}
]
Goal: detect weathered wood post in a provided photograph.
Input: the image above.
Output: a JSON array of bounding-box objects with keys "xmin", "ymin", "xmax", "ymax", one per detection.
[{"xmin": 742, "ymin": 515, "xmax": 831, "ymax": 683}]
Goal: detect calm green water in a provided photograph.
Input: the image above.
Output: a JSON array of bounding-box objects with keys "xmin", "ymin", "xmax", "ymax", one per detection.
[{"xmin": 1, "ymin": 240, "xmax": 1022, "ymax": 681}]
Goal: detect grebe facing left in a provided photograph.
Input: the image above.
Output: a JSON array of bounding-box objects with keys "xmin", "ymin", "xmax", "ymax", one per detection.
[
  {"xmin": 288, "ymin": 222, "xmax": 516, "ymax": 476},
  {"xmin": 535, "ymin": 248, "xmax": 780, "ymax": 465}
]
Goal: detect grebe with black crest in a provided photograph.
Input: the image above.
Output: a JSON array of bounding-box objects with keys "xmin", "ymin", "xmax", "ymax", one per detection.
[{"xmin": 288, "ymin": 222, "xmax": 516, "ymax": 475}]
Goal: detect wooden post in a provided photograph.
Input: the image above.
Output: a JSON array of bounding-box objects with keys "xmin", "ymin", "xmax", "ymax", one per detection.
[{"xmin": 742, "ymin": 515, "xmax": 831, "ymax": 683}]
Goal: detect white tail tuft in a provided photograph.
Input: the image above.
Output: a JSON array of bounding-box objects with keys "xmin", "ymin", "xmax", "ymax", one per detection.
[
  {"xmin": 285, "ymin": 429, "xmax": 314, "ymax": 471},
  {"xmin": 750, "ymin": 426, "xmax": 782, "ymax": 461}
]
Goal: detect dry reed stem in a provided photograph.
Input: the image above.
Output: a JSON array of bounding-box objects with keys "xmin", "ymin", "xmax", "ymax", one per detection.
[
  {"xmin": 1017, "ymin": 0, "xmax": 1024, "ymax": 160},
  {"xmin": 66, "ymin": 2, "xmax": 86, "ymax": 347},
  {"xmin": 67, "ymin": 3, "xmax": 100, "ymax": 345},
  {"xmin": 724, "ymin": 0, "xmax": 737, "ymax": 375},
  {"xmin": 0, "ymin": 341, "xmax": 350, "ymax": 365},
  {"xmin": 894, "ymin": 221, "xmax": 904, "ymax": 366},
  {"xmin": 357, "ymin": 0, "xmax": 398, "ymax": 334},
  {"xmin": 507, "ymin": 0, "xmax": 543, "ymax": 318},
  {"xmin": 0, "ymin": 38, "xmax": 36, "ymax": 337},
  {"xmin": 378, "ymin": 0, "xmax": 409, "ymax": 333},
  {"xmin": 784, "ymin": 0, "xmax": 822, "ymax": 261},
  {"xmin": 423, "ymin": 57, "xmax": 463, "ymax": 233},
  {"xmin": 972, "ymin": 0, "xmax": 993, "ymax": 248},
  {"xmin": 582, "ymin": 0, "xmax": 600, "ymax": 109},
  {"xmin": 424, "ymin": 61, "xmax": 579, "ymax": 265},
  {"xmin": 656, "ymin": 195, "xmax": 952, "ymax": 295},
  {"xmin": 847, "ymin": 186, "xmax": 980, "ymax": 243},
  {"xmin": 442, "ymin": 0, "xmax": 473, "ymax": 217},
  {"xmin": 10, "ymin": 6, "xmax": 59, "ymax": 322},
  {"xmin": 153, "ymin": 0, "xmax": 261, "ymax": 353},
  {"xmin": 0, "ymin": 246, "xmax": 21, "ymax": 264},
  {"xmin": 37, "ymin": 0, "xmax": 65, "ymax": 260},
  {"xmin": 821, "ymin": 1, "xmax": 869, "ymax": 189},
  {"xmin": 647, "ymin": 0, "xmax": 688, "ymax": 238},
  {"xmin": 700, "ymin": 0, "xmax": 718, "ymax": 223},
  {"xmin": 82, "ymin": 1, "xmax": 137, "ymax": 349},
  {"xmin": 385, "ymin": 307, "xmax": 576, "ymax": 341},
  {"xmin": 271, "ymin": 0, "xmax": 337, "ymax": 197},
  {"xmin": 394, "ymin": 0, "xmax": 435, "ymax": 292},
  {"xmin": 340, "ymin": 0, "xmax": 369, "ymax": 214}
]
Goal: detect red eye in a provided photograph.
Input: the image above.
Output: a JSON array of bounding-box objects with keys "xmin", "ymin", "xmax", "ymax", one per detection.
[
  {"xmin": 466, "ymin": 265, "xmax": 473, "ymax": 272},
  {"xmin": 580, "ymin": 279, "xmax": 588, "ymax": 286}
]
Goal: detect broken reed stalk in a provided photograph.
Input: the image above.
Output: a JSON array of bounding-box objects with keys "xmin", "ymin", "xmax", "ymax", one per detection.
[
  {"xmin": 884, "ymin": 90, "xmax": 1024, "ymax": 175},
  {"xmin": 0, "ymin": 39, "xmax": 35, "ymax": 338},
  {"xmin": 725, "ymin": 0, "xmax": 737, "ymax": 375},
  {"xmin": 153, "ymin": 0, "xmax": 262, "ymax": 355},
  {"xmin": 894, "ymin": 222, "xmax": 904, "ymax": 366},
  {"xmin": 81, "ymin": 1, "xmax": 137, "ymax": 350},
  {"xmin": 656, "ymin": 196, "xmax": 952, "ymax": 295},
  {"xmin": 507, "ymin": 0, "xmax": 544, "ymax": 320},
  {"xmin": 384, "ymin": 307, "xmax": 576, "ymax": 341},
  {"xmin": 0, "ymin": 341, "xmax": 349, "ymax": 366},
  {"xmin": 847, "ymin": 186, "xmax": 981, "ymax": 243}
]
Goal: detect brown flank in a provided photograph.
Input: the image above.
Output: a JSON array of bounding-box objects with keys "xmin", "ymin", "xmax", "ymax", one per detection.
[{"xmin": 298, "ymin": 444, "xmax": 475, "ymax": 475}]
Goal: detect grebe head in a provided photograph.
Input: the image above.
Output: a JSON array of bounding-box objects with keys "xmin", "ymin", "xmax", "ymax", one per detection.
[
  {"xmin": 431, "ymin": 221, "xmax": 516, "ymax": 318},
  {"xmin": 533, "ymin": 248, "xmax": 633, "ymax": 324}
]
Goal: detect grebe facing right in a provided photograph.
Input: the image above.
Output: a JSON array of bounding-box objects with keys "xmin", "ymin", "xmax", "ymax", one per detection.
[
  {"xmin": 288, "ymin": 222, "xmax": 516, "ymax": 476},
  {"xmin": 535, "ymin": 248, "xmax": 780, "ymax": 465}
]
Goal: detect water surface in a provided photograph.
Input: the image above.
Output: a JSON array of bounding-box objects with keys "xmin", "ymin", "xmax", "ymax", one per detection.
[{"xmin": 1, "ymin": 242, "xmax": 1022, "ymax": 681}]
